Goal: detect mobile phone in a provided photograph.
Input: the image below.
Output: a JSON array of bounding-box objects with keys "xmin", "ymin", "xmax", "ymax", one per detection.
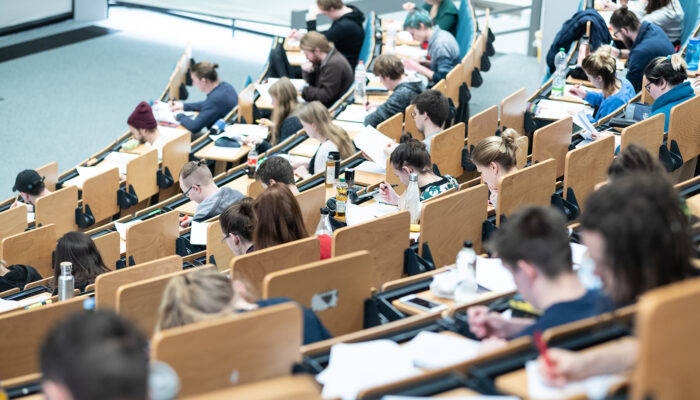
[{"xmin": 398, "ymin": 294, "xmax": 447, "ymax": 312}]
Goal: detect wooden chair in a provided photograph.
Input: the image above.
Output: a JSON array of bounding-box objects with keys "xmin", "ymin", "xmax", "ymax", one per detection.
[
  {"xmin": 377, "ymin": 112, "xmax": 403, "ymax": 141},
  {"xmin": 93, "ymin": 231, "xmax": 120, "ymax": 271},
  {"xmin": 161, "ymin": 130, "xmax": 191, "ymax": 200},
  {"xmin": 445, "ymin": 65, "xmax": 461, "ymax": 107},
  {"xmin": 686, "ymin": 192, "xmax": 700, "ymax": 217},
  {"xmin": 0, "ymin": 224, "xmax": 56, "ymax": 278},
  {"xmin": 0, "ymin": 297, "xmax": 85, "ymax": 381},
  {"xmin": 24, "ymin": 276, "xmax": 53, "ymax": 290},
  {"xmin": 385, "ymin": 157, "xmax": 406, "ymax": 195},
  {"xmin": 500, "ymin": 87, "xmax": 527, "ymax": 135},
  {"xmin": 35, "ymin": 186, "xmax": 79, "ymax": 237},
  {"xmin": 473, "ymin": 33, "xmax": 484, "ymax": 71},
  {"xmin": 514, "ymin": 135, "xmax": 529, "ymax": 170},
  {"xmin": 151, "ymin": 302, "xmax": 303, "ymax": 397},
  {"xmin": 238, "ymin": 84, "xmax": 255, "ymax": 124},
  {"xmin": 432, "ymin": 79, "xmax": 446, "ymax": 94},
  {"xmin": 0, "ymin": 204, "xmax": 28, "ymax": 243},
  {"xmin": 667, "ymin": 95, "xmax": 700, "ymax": 163},
  {"xmin": 125, "ymin": 149, "xmax": 159, "ymax": 209},
  {"xmin": 81, "ymin": 167, "xmax": 120, "ymax": 224},
  {"xmin": 621, "ymin": 113, "xmax": 664, "ymax": 155},
  {"xmin": 263, "ymin": 251, "xmax": 372, "ymax": 336},
  {"xmin": 563, "ymin": 135, "xmax": 614, "ymax": 212},
  {"xmin": 461, "ymin": 47, "xmax": 475, "ymax": 88},
  {"xmin": 532, "ymin": 116, "xmax": 572, "ymax": 177},
  {"xmin": 183, "ymin": 375, "xmax": 321, "ymax": 400},
  {"xmin": 125, "ymin": 211, "xmax": 179, "ymax": 265},
  {"xmin": 640, "ymin": 75, "xmax": 654, "ymax": 105},
  {"xmin": 333, "ymin": 211, "xmax": 410, "ymax": 290},
  {"xmin": 116, "ymin": 265, "xmax": 215, "ymax": 337},
  {"xmin": 466, "ymin": 105, "xmax": 498, "ymax": 151},
  {"xmin": 404, "ymin": 104, "xmax": 422, "ymax": 140},
  {"xmin": 419, "ymin": 184, "xmax": 488, "ymax": 267},
  {"xmin": 166, "ymin": 46, "xmax": 191, "ymax": 101},
  {"xmin": 36, "ymin": 161, "xmax": 58, "ymax": 192},
  {"xmin": 430, "ymin": 122, "xmax": 465, "ymax": 178},
  {"xmin": 496, "ymin": 158, "xmax": 556, "ymax": 226},
  {"xmin": 231, "ymin": 237, "xmax": 320, "ymax": 300},
  {"xmin": 246, "ymin": 180, "xmax": 265, "ymax": 198},
  {"xmin": 206, "ymin": 220, "xmax": 233, "ymax": 272},
  {"xmin": 295, "ymin": 185, "xmax": 326, "ymax": 234},
  {"xmin": 632, "ymin": 278, "xmax": 700, "ymax": 399},
  {"xmin": 0, "ymin": 287, "xmax": 19, "ymax": 298},
  {"xmin": 95, "ymin": 254, "xmax": 182, "ymax": 309}
]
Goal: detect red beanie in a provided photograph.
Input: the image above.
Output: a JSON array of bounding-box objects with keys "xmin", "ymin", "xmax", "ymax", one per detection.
[{"xmin": 127, "ymin": 101, "xmax": 158, "ymax": 130}]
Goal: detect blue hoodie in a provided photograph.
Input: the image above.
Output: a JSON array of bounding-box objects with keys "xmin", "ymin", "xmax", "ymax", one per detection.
[
  {"xmin": 584, "ymin": 78, "xmax": 636, "ymax": 122},
  {"xmin": 650, "ymin": 81, "xmax": 695, "ymax": 131},
  {"xmin": 626, "ymin": 22, "xmax": 675, "ymax": 92}
]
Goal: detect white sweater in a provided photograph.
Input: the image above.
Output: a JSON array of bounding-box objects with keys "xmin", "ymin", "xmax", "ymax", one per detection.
[{"xmin": 629, "ymin": 0, "xmax": 685, "ymax": 43}]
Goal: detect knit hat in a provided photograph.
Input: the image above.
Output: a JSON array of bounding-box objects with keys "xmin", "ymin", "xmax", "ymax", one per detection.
[
  {"xmin": 13, "ymin": 170, "xmax": 44, "ymax": 192},
  {"xmin": 127, "ymin": 101, "xmax": 158, "ymax": 130}
]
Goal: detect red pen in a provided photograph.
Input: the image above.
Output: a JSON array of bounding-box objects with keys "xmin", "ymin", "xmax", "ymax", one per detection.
[{"xmin": 534, "ymin": 330, "xmax": 553, "ymax": 369}]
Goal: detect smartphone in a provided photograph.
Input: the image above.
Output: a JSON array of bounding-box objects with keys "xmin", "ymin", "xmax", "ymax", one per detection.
[{"xmin": 398, "ymin": 294, "xmax": 447, "ymax": 312}]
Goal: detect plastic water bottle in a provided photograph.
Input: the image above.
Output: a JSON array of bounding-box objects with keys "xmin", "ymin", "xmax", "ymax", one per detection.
[
  {"xmin": 58, "ymin": 262, "xmax": 75, "ymax": 301},
  {"xmin": 315, "ymin": 208, "xmax": 333, "ymax": 236},
  {"xmin": 335, "ymin": 177, "xmax": 348, "ymax": 222},
  {"xmin": 552, "ymin": 47, "xmax": 567, "ymax": 98},
  {"xmin": 247, "ymin": 148, "xmax": 258, "ymax": 178},
  {"xmin": 686, "ymin": 37, "xmax": 700, "ymax": 71},
  {"xmin": 354, "ymin": 60, "xmax": 366, "ymax": 104},
  {"xmin": 454, "ymin": 241, "xmax": 478, "ymax": 303},
  {"xmin": 404, "ymin": 172, "xmax": 420, "ymax": 224},
  {"xmin": 210, "ymin": 119, "xmax": 227, "ymax": 135}
]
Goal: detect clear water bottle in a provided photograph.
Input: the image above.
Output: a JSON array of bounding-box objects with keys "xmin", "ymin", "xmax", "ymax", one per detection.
[
  {"xmin": 551, "ymin": 47, "xmax": 567, "ymax": 98},
  {"xmin": 454, "ymin": 241, "xmax": 478, "ymax": 303},
  {"xmin": 354, "ymin": 60, "xmax": 366, "ymax": 104},
  {"xmin": 404, "ymin": 172, "xmax": 420, "ymax": 224},
  {"xmin": 58, "ymin": 262, "xmax": 75, "ymax": 301},
  {"xmin": 686, "ymin": 37, "xmax": 700, "ymax": 71},
  {"xmin": 315, "ymin": 207, "xmax": 333, "ymax": 236},
  {"xmin": 247, "ymin": 148, "xmax": 258, "ymax": 178}
]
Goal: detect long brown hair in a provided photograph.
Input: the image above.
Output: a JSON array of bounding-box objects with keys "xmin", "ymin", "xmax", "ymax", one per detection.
[
  {"xmin": 269, "ymin": 77, "xmax": 300, "ymax": 145},
  {"xmin": 646, "ymin": 0, "xmax": 672, "ymax": 14},
  {"xmin": 253, "ymin": 184, "xmax": 308, "ymax": 250},
  {"xmin": 52, "ymin": 232, "xmax": 109, "ymax": 290},
  {"xmin": 297, "ymin": 101, "xmax": 355, "ymax": 159}
]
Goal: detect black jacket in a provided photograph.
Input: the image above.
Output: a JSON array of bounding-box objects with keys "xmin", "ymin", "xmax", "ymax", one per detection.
[
  {"xmin": 0, "ymin": 264, "xmax": 43, "ymax": 292},
  {"xmin": 307, "ymin": 5, "xmax": 365, "ymax": 67},
  {"xmin": 546, "ymin": 10, "xmax": 612, "ymax": 73}
]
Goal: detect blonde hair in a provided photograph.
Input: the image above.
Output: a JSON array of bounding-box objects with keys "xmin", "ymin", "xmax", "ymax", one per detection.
[
  {"xmin": 155, "ymin": 269, "xmax": 235, "ymax": 332},
  {"xmin": 179, "ymin": 160, "xmax": 213, "ymax": 185},
  {"xmin": 269, "ymin": 77, "xmax": 300, "ymax": 145},
  {"xmin": 471, "ymin": 128, "xmax": 520, "ymax": 169},
  {"xmin": 297, "ymin": 101, "xmax": 355, "ymax": 160},
  {"xmin": 582, "ymin": 45, "xmax": 619, "ymax": 96},
  {"xmin": 300, "ymin": 31, "xmax": 332, "ymax": 53},
  {"xmin": 191, "ymin": 62, "xmax": 219, "ymax": 82}
]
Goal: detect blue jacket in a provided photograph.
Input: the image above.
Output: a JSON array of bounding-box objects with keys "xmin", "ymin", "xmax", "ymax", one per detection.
[
  {"xmin": 650, "ymin": 81, "xmax": 695, "ymax": 131},
  {"xmin": 584, "ymin": 78, "xmax": 636, "ymax": 122},
  {"xmin": 177, "ymin": 82, "xmax": 238, "ymax": 132},
  {"xmin": 627, "ymin": 22, "xmax": 675, "ymax": 93},
  {"xmin": 547, "ymin": 10, "xmax": 612, "ymax": 74}
]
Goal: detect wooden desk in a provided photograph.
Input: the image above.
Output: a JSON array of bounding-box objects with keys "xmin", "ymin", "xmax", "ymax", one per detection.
[
  {"xmin": 435, "ymin": 387, "xmax": 482, "ymax": 397},
  {"xmin": 392, "ymin": 288, "xmax": 510, "ymax": 316},
  {"xmin": 183, "ymin": 374, "xmax": 321, "ymax": 400},
  {"xmin": 194, "ymin": 142, "xmax": 251, "ymax": 175},
  {"xmin": 289, "ymin": 139, "xmax": 320, "ymax": 158},
  {"xmin": 174, "ymin": 201, "xmax": 197, "ymax": 217},
  {"xmin": 353, "ymin": 170, "xmax": 385, "ymax": 186}
]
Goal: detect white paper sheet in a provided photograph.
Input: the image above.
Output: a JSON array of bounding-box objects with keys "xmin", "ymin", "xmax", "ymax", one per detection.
[
  {"xmin": 570, "ymin": 242, "xmax": 588, "ymax": 268},
  {"xmin": 214, "ymin": 124, "xmax": 269, "ymax": 141},
  {"xmin": 525, "ymin": 360, "xmax": 624, "ymax": 400},
  {"xmin": 0, "ymin": 298, "xmax": 21, "ymax": 313},
  {"xmin": 336, "ymin": 104, "xmax": 369, "ymax": 123},
  {"xmin": 256, "ymin": 78, "xmax": 307, "ymax": 104},
  {"xmin": 394, "ymin": 44, "xmax": 428, "ymax": 59},
  {"xmin": 535, "ymin": 99, "xmax": 593, "ymax": 121},
  {"xmin": 287, "ymin": 53, "xmax": 308, "ymax": 65},
  {"xmin": 353, "ymin": 126, "xmax": 395, "ymax": 165},
  {"xmin": 189, "ymin": 221, "xmax": 209, "ymax": 246},
  {"xmin": 64, "ymin": 164, "xmax": 118, "ymax": 190},
  {"xmin": 345, "ymin": 203, "xmax": 399, "ymax": 226},
  {"xmin": 354, "ymin": 160, "xmax": 386, "ymax": 175},
  {"xmin": 26, "ymin": 212, "xmax": 35, "ymax": 224},
  {"xmin": 401, "ymin": 331, "xmax": 480, "ymax": 370},
  {"xmin": 573, "ymin": 109, "xmax": 597, "ymax": 141},
  {"xmin": 475, "ymin": 256, "xmax": 516, "ymax": 292},
  {"xmin": 151, "ymin": 101, "xmax": 179, "ymax": 125},
  {"xmin": 103, "ymin": 151, "xmax": 139, "ymax": 175},
  {"xmin": 114, "ymin": 220, "xmax": 142, "ymax": 241}
]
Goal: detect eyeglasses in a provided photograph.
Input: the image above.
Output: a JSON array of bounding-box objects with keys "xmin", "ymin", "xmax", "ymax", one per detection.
[
  {"xmin": 645, "ymin": 82, "xmax": 653, "ymax": 92},
  {"xmin": 183, "ymin": 185, "xmax": 197, "ymax": 198},
  {"xmin": 410, "ymin": 110, "xmax": 417, "ymax": 118},
  {"xmin": 612, "ymin": 29, "xmax": 620, "ymax": 39}
]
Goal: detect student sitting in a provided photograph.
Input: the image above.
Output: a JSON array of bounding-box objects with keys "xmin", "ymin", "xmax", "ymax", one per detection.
[
  {"xmin": 379, "ymin": 135, "xmax": 458, "ymax": 207},
  {"xmin": 249, "ymin": 77, "xmax": 303, "ymax": 153},
  {"xmin": 178, "ymin": 160, "xmax": 244, "ymax": 227},
  {"xmin": 290, "ymin": 0, "xmax": 365, "ymax": 67},
  {"xmin": 364, "ymin": 54, "xmax": 425, "ymax": 128},
  {"xmin": 604, "ymin": 0, "xmax": 684, "ymax": 45},
  {"xmin": 402, "ymin": 0, "xmax": 459, "ymax": 36},
  {"xmin": 609, "ymin": 6, "xmax": 674, "ymax": 92},
  {"xmin": 645, "ymin": 53, "xmax": 695, "ymax": 131},
  {"xmin": 51, "ymin": 232, "xmax": 110, "ymax": 293},
  {"xmin": 299, "ymin": 32, "xmax": 354, "ymax": 108},
  {"xmin": 127, "ymin": 101, "xmax": 166, "ymax": 159},
  {"xmin": 382, "ymin": 89, "xmax": 450, "ymax": 155},
  {"xmin": 293, "ymin": 101, "xmax": 355, "ymax": 179},
  {"xmin": 470, "ymin": 129, "xmax": 521, "ymax": 207},
  {"xmin": 11, "ymin": 169, "xmax": 51, "ymax": 212},
  {"xmin": 220, "ymin": 198, "xmax": 256, "ymax": 256},
  {"xmin": 467, "ymin": 206, "xmax": 613, "ymax": 343},
  {"xmin": 170, "ymin": 61, "xmax": 238, "ymax": 133},
  {"xmin": 568, "ymin": 46, "xmax": 635, "ymax": 123},
  {"xmin": 402, "ymin": 9, "xmax": 460, "ymax": 86},
  {"xmin": 155, "ymin": 268, "xmax": 331, "ymax": 344},
  {"xmin": 254, "ymin": 156, "xmax": 300, "ymax": 195},
  {"xmin": 41, "ymin": 311, "xmax": 149, "ymax": 400},
  {"xmin": 253, "ymin": 184, "xmax": 308, "ymax": 246}
]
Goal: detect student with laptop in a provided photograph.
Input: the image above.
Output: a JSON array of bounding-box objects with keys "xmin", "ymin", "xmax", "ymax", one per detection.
[
  {"xmin": 299, "ymin": 32, "xmax": 354, "ymax": 108},
  {"xmin": 254, "ymin": 156, "xmax": 300, "ymax": 195},
  {"xmin": 178, "ymin": 160, "xmax": 244, "ymax": 227},
  {"xmin": 363, "ymin": 54, "xmax": 424, "ymax": 128},
  {"xmin": 11, "ymin": 169, "xmax": 51, "ymax": 212},
  {"xmin": 644, "ymin": 53, "xmax": 695, "ymax": 131}
]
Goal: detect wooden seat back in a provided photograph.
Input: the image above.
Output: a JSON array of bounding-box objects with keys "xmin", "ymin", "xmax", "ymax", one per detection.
[
  {"xmin": 0, "ymin": 204, "xmax": 28, "ymax": 243},
  {"xmin": 466, "ymin": 105, "xmax": 498, "ymax": 151},
  {"xmin": 263, "ymin": 251, "xmax": 372, "ymax": 336},
  {"xmin": 82, "ymin": 167, "xmax": 120, "ymax": 223},
  {"xmin": 206, "ymin": 220, "xmax": 233, "ymax": 272},
  {"xmin": 432, "ymin": 79, "xmax": 446, "ymax": 94},
  {"xmin": 668, "ymin": 95, "xmax": 700, "ymax": 162},
  {"xmin": 246, "ymin": 180, "xmax": 265, "ymax": 198},
  {"xmin": 564, "ymin": 135, "xmax": 615, "ymax": 212},
  {"xmin": 621, "ymin": 113, "xmax": 664, "ymax": 155},
  {"xmin": 496, "ymin": 159, "xmax": 556, "ymax": 226},
  {"xmin": 419, "ymin": 184, "xmax": 488, "ymax": 267},
  {"xmin": 126, "ymin": 211, "xmax": 179, "ymax": 265},
  {"xmin": 515, "ymin": 135, "xmax": 529, "ymax": 170},
  {"xmin": 238, "ymin": 84, "xmax": 255, "ymax": 124},
  {"xmin": 461, "ymin": 47, "xmax": 475, "ymax": 88},
  {"xmin": 126, "ymin": 149, "xmax": 159, "ymax": 202},
  {"xmin": 532, "ymin": 116, "xmax": 572, "ymax": 177},
  {"xmin": 35, "ymin": 186, "xmax": 79, "ymax": 237},
  {"xmin": 430, "ymin": 122, "xmax": 465, "ymax": 178},
  {"xmin": 404, "ymin": 104, "xmax": 422, "ymax": 140},
  {"xmin": 231, "ymin": 237, "xmax": 320, "ymax": 300},
  {"xmin": 151, "ymin": 302, "xmax": 302, "ymax": 397},
  {"xmin": 333, "ymin": 210, "xmax": 410, "ymax": 290},
  {"xmin": 95, "ymin": 254, "xmax": 182, "ymax": 309},
  {"xmin": 446, "ymin": 65, "xmax": 461, "ymax": 106},
  {"xmin": 499, "ymin": 87, "xmax": 527, "ymax": 135},
  {"xmin": 92, "ymin": 231, "xmax": 120, "ymax": 271},
  {"xmin": 162, "ymin": 130, "xmax": 191, "ymax": 186},
  {"xmin": 385, "ymin": 157, "xmax": 406, "ymax": 195},
  {"xmin": 0, "ymin": 224, "xmax": 56, "ymax": 278},
  {"xmin": 295, "ymin": 185, "xmax": 326, "ymax": 234},
  {"xmin": 377, "ymin": 112, "xmax": 403, "ymax": 141},
  {"xmin": 36, "ymin": 161, "xmax": 58, "ymax": 192}
]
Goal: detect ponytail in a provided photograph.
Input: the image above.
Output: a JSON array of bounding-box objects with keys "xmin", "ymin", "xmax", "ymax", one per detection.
[
  {"xmin": 390, "ymin": 133, "xmax": 432, "ymax": 172},
  {"xmin": 471, "ymin": 128, "xmax": 520, "ymax": 169},
  {"xmin": 191, "ymin": 61, "xmax": 219, "ymax": 82},
  {"xmin": 644, "ymin": 53, "xmax": 688, "ymax": 86}
]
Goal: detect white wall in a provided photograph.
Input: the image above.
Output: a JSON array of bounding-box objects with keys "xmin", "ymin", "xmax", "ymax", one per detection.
[{"xmin": 0, "ymin": 0, "xmax": 72, "ymax": 30}]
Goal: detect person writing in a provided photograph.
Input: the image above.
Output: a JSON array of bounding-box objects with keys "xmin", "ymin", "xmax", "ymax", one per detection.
[
  {"xmin": 170, "ymin": 61, "xmax": 238, "ymax": 135},
  {"xmin": 364, "ymin": 54, "xmax": 424, "ymax": 128},
  {"xmin": 220, "ymin": 198, "xmax": 256, "ymax": 256},
  {"xmin": 11, "ymin": 169, "xmax": 51, "ymax": 212},
  {"xmin": 644, "ymin": 53, "xmax": 695, "ymax": 131},
  {"xmin": 178, "ymin": 160, "xmax": 244, "ymax": 227},
  {"xmin": 250, "ymin": 77, "xmax": 303, "ymax": 153},
  {"xmin": 402, "ymin": 0, "xmax": 459, "ymax": 36},
  {"xmin": 299, "ymin": 32, "xmax": 354, "ymax": 108},
  {"xmin": 126, "ymin": 101, "xmax": 166, "ymax": 159},
  {"xmin": 470, "ymin": 129, "xmax": 521, "ymax": 207},
  {"xmin": 402, "ymin": 9, "xmax": 460, "ymax": 86}
]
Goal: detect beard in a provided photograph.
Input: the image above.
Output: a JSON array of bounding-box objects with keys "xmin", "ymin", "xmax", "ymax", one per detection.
[
  {"xmin": 622, "ymin": 35, "xmax": 634, "ymax": 49},
  {"xmin": 137, "ymin": 136, "xmax": 146, "ymax": 144}
]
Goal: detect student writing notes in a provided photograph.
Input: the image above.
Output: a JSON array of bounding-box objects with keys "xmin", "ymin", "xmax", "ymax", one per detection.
[
  {"xmin": 403, "ymin": 0, "xmax": 459, "ymax": 36},
  {"xmin": 644, "ymin": 53, "xmax": 695, "ymax": 131},
  {"xmin": 402, "ymin": 9, "xmax": 460, "ymax": 85},
  {"xmin": 364, "ymin": 54, "xmax": 424, "ymax": 128},
  {"xmin": 250, "ymin": 77, "xmax": 303, "ymax": 153},
  {"xmin": 299, "ymin": 32, "xmax": 354, "ymax": 108},
  {"xmin": 178, "ymin": 160, "xmax": 244, "ymax": 227},
  {"xmin": 411, "ymin": 89, "xmax": 450, "ymax": 152},
  {"xmin": 470, "ymin": 129, "xmax": 520, "ymax": 207},
  {"xmin": 127, "ymin": 101, "xmax": 166, "ymax": 159},
  {"xmin": 170, "ymin": 62, "xmax": 238, "ymax": 134},
  {"xmin": 220, "ymin": 198, "xmax": 256, "ymax": 256}
]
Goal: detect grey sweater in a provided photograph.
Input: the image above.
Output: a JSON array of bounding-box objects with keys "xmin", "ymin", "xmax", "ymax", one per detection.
[
  {"xmin": 193, "ymin": 187, "xmax": 244, "ymax": 222},
  {"xmin": 428, "ymin": 26, "xmax": 460, "ymax": 83},
  {"xmin": 364, "ymin": 80, "xmax": 425, "ymax": 128}
]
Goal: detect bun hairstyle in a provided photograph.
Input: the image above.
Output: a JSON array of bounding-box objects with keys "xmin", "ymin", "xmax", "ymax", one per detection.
[
  {"xmin": 644, "ymin": 53, "xmax": 688, "ymax": 87},
  {"xmin": 582, "ymin": 45, "xmax": 619, "ymax": 94},
  {"xmin": 390, "ymin": 133, "xmax": 433, "ymax": 172},
  {"xmin": 219, "ymin": 198, "xmax": 256, "ymax": 241},
  {"xmin": 610, "ymin": 6, "xmax": 641, "ymax": 31},
  {"xmin": 191, "ymin": 62, "xmax": 219, "ymax": 82},
  {"xmin": 471, "ymin": 128, "xmax": 520, "ymax": 169}
]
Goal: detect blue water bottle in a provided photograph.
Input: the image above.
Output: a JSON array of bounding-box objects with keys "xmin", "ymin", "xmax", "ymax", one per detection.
[{"xmin": 686, "ymin": 37, "xmax": 700, "ymax": 71}]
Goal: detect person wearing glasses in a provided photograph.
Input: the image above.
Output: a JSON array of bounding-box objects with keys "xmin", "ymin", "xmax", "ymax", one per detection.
[
  {"xmin": 644, "ymin": 53, "xmax": 695, "ymax": 131},
  {"xmin": 178, "ymin": 160, "xmax": 244, "ymax": 228}
]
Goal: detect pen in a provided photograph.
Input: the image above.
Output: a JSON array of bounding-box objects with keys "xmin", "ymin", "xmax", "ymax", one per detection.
[
  {"xmin": 256, "ymin": 119, "xmax": 272, "ymax": 126},
  {"xmin": 534, "ymin": 330, "xmax": 553, "ymax": 369},
  {"xmin": 146, "ymin": 209, "xmax": 162, "ymax": 217},
  {"xmin": 25, "ymin": 299, "xmax": 53, "ymax": 310}
]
